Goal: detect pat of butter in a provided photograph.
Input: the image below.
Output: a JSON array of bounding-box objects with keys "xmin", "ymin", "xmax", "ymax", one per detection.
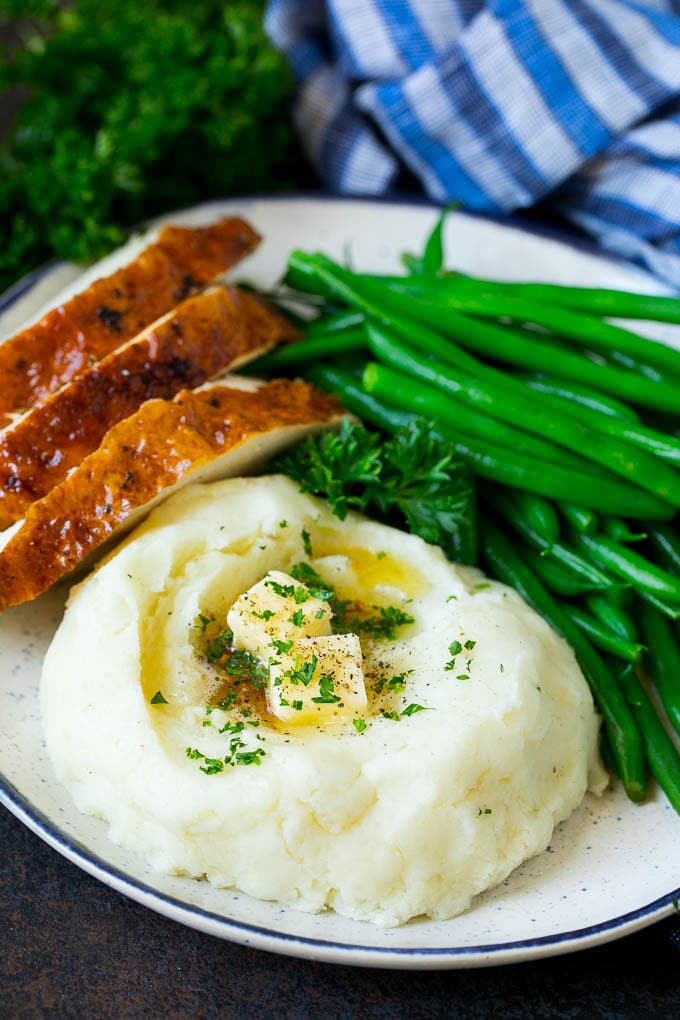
[
  {"xmin": 268, "ymin": 634, "xmax": 367, "ymax": 725},
  {"xmin": 227, "ymin": 570, "xmax": 332, "ymax": 656}
]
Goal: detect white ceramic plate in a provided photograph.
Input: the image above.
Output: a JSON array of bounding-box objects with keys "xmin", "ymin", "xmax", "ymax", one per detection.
[{"xmin": 1, "ymin": 197, "xmax": 679, "ymax": 969}]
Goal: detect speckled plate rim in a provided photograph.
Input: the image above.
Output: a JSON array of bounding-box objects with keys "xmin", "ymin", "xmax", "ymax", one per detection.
[
  {"xmin": 0, "ymin": 194, "xmax": 678, "ymax": 969},
  {"xmin": 3, "ymin": 770, "xmax": 678, "ymax": 969}
]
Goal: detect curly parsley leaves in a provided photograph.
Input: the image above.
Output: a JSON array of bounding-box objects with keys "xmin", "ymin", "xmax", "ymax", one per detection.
[{"xmin": 275, "ymin": 419, "xmax": 475, "ymax": 563}]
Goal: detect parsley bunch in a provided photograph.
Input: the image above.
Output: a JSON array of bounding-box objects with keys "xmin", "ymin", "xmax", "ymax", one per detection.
[
  {"xmin": 0, "ymin": 0, "xmax": 304, "ymax": 291},
  {"xmin": 275, "ymin": 418, "xmax": 476, "ymax": 563}
]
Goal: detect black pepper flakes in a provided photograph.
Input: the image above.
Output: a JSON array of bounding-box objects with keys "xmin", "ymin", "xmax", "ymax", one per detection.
[{"xmin": 96, "ymin": 305, "xmax": 123, "ymax": 332}]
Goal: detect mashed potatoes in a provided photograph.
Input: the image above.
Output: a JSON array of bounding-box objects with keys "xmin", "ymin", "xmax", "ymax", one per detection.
[{"xmin": 41, "ymin": 475, "xmax": 606, "ymax": 926}]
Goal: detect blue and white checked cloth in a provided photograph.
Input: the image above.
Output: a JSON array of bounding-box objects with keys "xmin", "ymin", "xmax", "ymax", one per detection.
[{"xmin": 265, "ymin": 0, "xmax": 680, "ymax": 285}]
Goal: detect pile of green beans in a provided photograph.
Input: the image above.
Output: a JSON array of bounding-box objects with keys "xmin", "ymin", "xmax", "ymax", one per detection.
[{"xmin": 253, "ymin": 234, "xmax": 680, "ymax": 814}]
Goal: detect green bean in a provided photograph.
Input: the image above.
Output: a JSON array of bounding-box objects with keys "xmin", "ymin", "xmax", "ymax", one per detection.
[
  {"xmin": 605, "ymin": 584, "xmax": 634, "ymax": 610},
  {"xmin": 479, "ymin": 517, "xmax": 647, "ymax": 802},
  {"xmin": 510, "ymin": 491, "xmax": 560, "ymax": 545},
  {"xmin": 251, "ymin": 328, "xmax": 367, "ymax": 372},
  {"xmin": 585, "ymin": 594, "xmax": 639, "ymax": 643},
  {"xmin": 564, "ymin": 605, "xmax": 644, "ymax": 662},
  {"xmin": 305, "ymin": 365, "xmax": 411, "ymax": 433},
  {"xmin": 545, "ymin": 394, "xmax": 680, "ymax": 465},
  {"xmin": 520, "ymin": 373, "xmax": 641, "ymax": 423},
  {"xmin": 647, "ymin": 525, "xmax": 680, "ymax": 575},
  {"xmin": 638, "ymin": 601, "xmax": 680, "ymax": 737},
  {"xmin": 444, "ymin": 274, "xmax": 680, "ymax": 326},
  {"xmin": 600, "ymin": 348, "xmax": 666, "ymax": 383},
  {"xmin": 490, "ymin": 489, "xmax": 620, "ymax": 590},
  {"xmin": 524, "ymin": 548, "xmax": 607, "ymax": 595},
  {"xmin": 560, "ymin": 504, "xmax": 599, "ymax": 534},
  {"xmin": 573, "ymin": 532, "xmax": 680, "ymax": 602},
  {"xmin": 619, "ymin": 666, "xmax": 680, "ymax": 813},
  {"xmin": 364, "ymin": 321, "xmax": 680, "ymax": 512},
  {"xmin": 361, "ymin": 361, "xmax": 601, "ymax": 474},
  {"xmin": 361, "ymin": 361, "xmax": 673, "ymax": 518},
  {"xmin": 306, "ymin": 309, "xmax": 364, "ymax": 336},
  {"xmin": 638, "ymin": 590, "xmax": 680, "ymax": 621},
  {"xmin": 379, "ymin": 272, "xmax": 680, "ymax": 382},
  {"xmin": 370, "ymin": 280, "xmax": 680, "ymax": 412},
  {"xmin": 600, "ymin": 729, "xmax": 622, "ymax": 780},
  {"xmin": 603, "ymin": 518, "xmax": 647, "ymax": 543},
  {"xmin": 521, "ymin": 377, "xmax": 680, "ymax": 465}
]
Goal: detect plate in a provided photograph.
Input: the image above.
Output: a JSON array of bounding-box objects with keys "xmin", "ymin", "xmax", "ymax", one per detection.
[{"xmin": 1, "ymin": 196, "xmax": 679, "ymax": 969}]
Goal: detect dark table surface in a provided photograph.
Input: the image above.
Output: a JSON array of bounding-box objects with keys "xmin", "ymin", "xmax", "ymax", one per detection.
[{"xmin": 2, "ymin": 806, "xmax": 679, "ymax": 1020}]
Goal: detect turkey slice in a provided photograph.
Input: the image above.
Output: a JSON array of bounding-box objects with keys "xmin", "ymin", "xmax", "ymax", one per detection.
[
  {"xmin": 0, "ymin": 377, "xmax": 345, "ymax": 611},
  {"xmin": 0, "ymin": 285, "xmax": 298, "ymax": 529},
  {"xmin": 0, "ymin": 217, "xmax": 259, "ymax": 427}
]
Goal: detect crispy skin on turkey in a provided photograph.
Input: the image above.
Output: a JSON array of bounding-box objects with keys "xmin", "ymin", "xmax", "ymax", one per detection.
[
  {"xmin": 0, "ymin": 286, "xmax": 298, "ymax": 528},
  {"xmin": 0, "ymin": 378, "xmax": 345, "ymax": 611},
  {"xmin": 0, "ymin": 217, "xmax": 260, "ymax": 427}
]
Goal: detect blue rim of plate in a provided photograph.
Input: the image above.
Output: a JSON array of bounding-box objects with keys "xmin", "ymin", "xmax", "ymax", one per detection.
[{"xmin": 0, "ymin": 194, "xmax": 678, "ymax": 968}]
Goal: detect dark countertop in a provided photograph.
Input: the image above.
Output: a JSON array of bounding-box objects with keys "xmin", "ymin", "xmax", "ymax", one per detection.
[{"xmin": 2, "ymin": 806, "xmax": 679, "ymax": 1020}]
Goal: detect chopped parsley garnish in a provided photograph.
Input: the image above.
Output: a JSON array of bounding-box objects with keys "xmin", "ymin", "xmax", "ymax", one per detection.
[
  {"xmin": 464, "ymin": 639, "xmax": 476, "ymax": 650},
  {"xmin": 301, "ymin": 528, "xmax": 313, "ymax": 556},
  {"xmin": 335, "ymin": 604, "xmax": 415, "ymax": 641},
  {"xmin": 219, "ymin": 719, "xmax": 245, "ymax": 735},
  {"xmin": 235, "ymin": 748, "xmax": 265, "ymax": 766},
  {"xmin": 265, "ymin": 579, "xmax": 295, "ymax": 598},
  {"xmin": 292, "ymin": 586, "xmax": 310, "ymax": 605},
  {"xmin": 374, "ymin": 671, "xmax": 412, "ymax": 694},
  {"xmin": 402, "ymin": 703, "xmax": 428, "ymax": 716},
  {"xmin": 312, "ymin": 674, "xmax": 341, "ymax": 704},
  {"xmin": 377, "ymin": 551, "xmax": 386, "ymax": 560},
  {"xmin": 289, "ymin": 609, "xmax": 305, "ymax": 627},
  {"xmin": 279, "ymin": 519, "xmax": 288, "ymax": 529},
  {"xmin": 224, "ymin": 648, "xmax": 269, "ymax": 688},
  {"xmin": 274, "ymin": 418, "xmax": 473, "ymax": 560},
  {"xmin": 288, "ymin": 656, "xmax": 318, "ymax": 687},
  {"xmin": 478, "ymin": 807, "xmax": 492, "ymax": 816},
  {"xmin": 205, "ymin": 628, "xmax": 234, "ymax": 664},
  {"xmin": 456, "ymin": 674, "xmax": 470, "ymax": 681},
  {"xmin": 216, "ymin": 690, "xmax": 237, "ymax": 711},
  {"xmin": 382, "ymin": 710, "xmax": 401, "ymax": 722},
  {"xmin": 252, "ymin": 608, "xmax": 276, "ymax": 621},
  {"xmin": 353, "ymin": 717, "xmax": 367, "ymax": 733},
  {"xmin": 150, "ymin": 690, "xmax": 169, "ymax": 705},
  {"xmin": 270, "ymin": 638, "xmax": 294, "ymax": 655},
  {"xmin": 289, "ymin": 562, "xmax": 334, "ymax": 601},
  {"xmin": 474, "ymin": 582, "xmax": 490, "ymax": 591},
  {"xmin": 185, "ymin": 739, "xmax": 266, "ymax": 772},
  {"xmin": 445, "ymin": 640, "xmax": 463, "ymax": 671},
  {"xmin": 194, "ymin": 613, "xmax": 213, "ymax": 633}
]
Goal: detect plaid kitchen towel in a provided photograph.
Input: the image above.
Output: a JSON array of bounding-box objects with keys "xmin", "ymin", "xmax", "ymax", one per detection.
[{"xmin": 265, "ymin": 0, "xmax": 680, "ymax": 285}]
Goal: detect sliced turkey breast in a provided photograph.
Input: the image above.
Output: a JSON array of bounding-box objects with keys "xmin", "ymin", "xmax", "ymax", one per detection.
[
  {"xmin": 0, "ymin": 377, "xmax": 344, "ymax": 611},
  {"xmin": 0, "ymin": 285, "xmax": 298, "ymax": 528},
  {"xmin": 0, "ymin": 217, "xmax": 260, "ymax": 427}
]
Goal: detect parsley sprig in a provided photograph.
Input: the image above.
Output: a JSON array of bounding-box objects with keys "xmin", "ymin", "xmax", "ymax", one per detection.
[
  {"xmin": 0, "ymin": 0, "xmax": 301, "ymax": 291},
  {"xmin": 275, "ymin": 419, "xmax": 474, "ymax": 561}
]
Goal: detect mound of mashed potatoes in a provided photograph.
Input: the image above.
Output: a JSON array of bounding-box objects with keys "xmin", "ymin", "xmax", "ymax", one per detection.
[{"xmin": 41, "ymin": 475, "xmax": 606, "ymax": 927}]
